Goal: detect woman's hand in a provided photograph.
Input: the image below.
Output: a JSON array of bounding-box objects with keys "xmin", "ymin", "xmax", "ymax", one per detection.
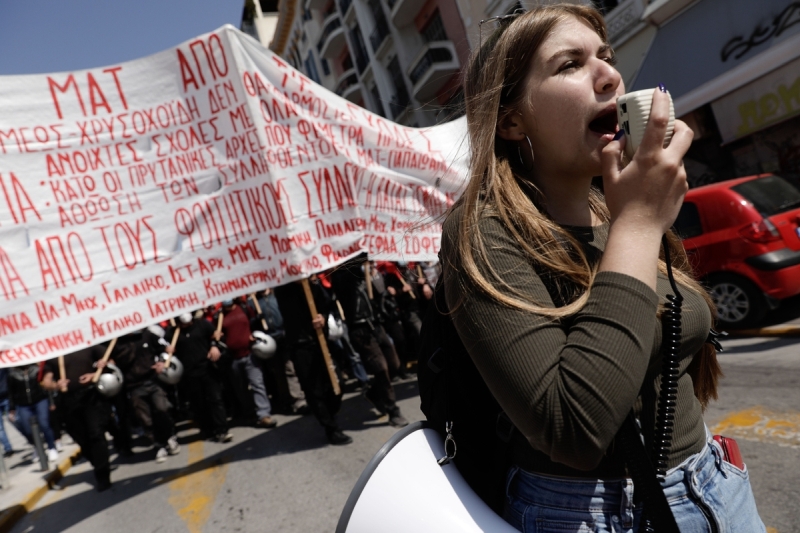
[
  {"xmin": 601, "ymin": 88, "xmax": 693, "ymax": 236},
  {"xmin": 598, "ymin": 87, "xmax": 693, "ymax": 290},
  {"xmin": 78, "ymin": 373, "xmax": 95, "ymax": 384}
]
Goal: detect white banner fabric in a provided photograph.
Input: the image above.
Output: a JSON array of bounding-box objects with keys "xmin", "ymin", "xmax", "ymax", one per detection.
[{"xmin": 0, "ymin": 25, "xmax": 469, "ymax": 367}]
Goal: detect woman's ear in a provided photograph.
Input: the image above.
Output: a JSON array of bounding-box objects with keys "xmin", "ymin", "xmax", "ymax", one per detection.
[{"xmin": 496, "ymin": 109, "xmax": 527, "ymax": 142}]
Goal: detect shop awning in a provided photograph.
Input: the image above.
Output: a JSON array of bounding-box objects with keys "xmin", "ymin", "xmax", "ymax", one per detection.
[{"xmin": 632, "ymin": 0, "xmax": 800, "ymax": 116}]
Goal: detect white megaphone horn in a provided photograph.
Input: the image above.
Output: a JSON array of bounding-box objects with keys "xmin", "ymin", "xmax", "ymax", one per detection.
[{"xmin": 336, "ymin": 421, "xmax": 518, "ymax": 533}]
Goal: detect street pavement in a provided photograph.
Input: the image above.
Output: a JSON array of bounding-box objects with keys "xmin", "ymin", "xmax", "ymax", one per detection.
[{"xmin": 2, "ymin": 319, "xmax": 799, "ymax": 532}]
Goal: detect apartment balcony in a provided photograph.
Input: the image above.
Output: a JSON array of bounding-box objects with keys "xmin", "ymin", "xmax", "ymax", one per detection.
[
  {"xmin": 335, "ymin": 68, "xmax": 362, "ymax": 102},
  {"xmin": 338, "ymin": 0, "xmax": 355, "ymax": 22},
  {"xmin": 317, "ymin": 14, "xmax": 347, "ymax": 59},
  {"xmin": 605, "ymin": 0, "xmax": 647, "ymax": 44},
  {"xmin": 369, "ymin": 18, "xmax": 393, "ymax": 59},
  {"xmin": 408, "ymin": 41, "xmax": 460, "ymax": 102},
  {"xmin": 386, "ymin": 0, "xmax": 427, "ymax": 27}
]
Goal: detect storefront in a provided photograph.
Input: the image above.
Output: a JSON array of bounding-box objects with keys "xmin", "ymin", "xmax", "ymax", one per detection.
[{"xmin": 630, "ymin": 0, "xmax": 800, "ymax": 187}]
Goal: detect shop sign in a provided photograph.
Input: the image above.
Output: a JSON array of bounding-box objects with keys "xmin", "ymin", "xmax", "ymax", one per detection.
[{"xmin": 711, "ymin": 56, "xmax": 800, "ymax": 143}]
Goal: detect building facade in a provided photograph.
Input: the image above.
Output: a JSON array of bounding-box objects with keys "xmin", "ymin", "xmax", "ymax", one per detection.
[
  {"xmin": 244, "ymin": 0, "xmax": 800, "ymax": 186},
  {"xmin": 243, "ymin": 0, "xmax": 472, "ymax": 126},
  {"xmin": 605, "ymin": 0, "xmax": 800, "ymax": 187}
]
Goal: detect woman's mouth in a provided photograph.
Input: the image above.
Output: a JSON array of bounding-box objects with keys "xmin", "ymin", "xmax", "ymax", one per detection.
[{"xmin": 588, "ymin": 107, "xmax": 618, "ymax": 135}]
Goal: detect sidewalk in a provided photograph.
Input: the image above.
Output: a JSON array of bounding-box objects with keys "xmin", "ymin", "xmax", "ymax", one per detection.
[
  {"xmin": 726, "ymin": 316, "xmax": 800, "ymax": 338},
  {"xmin": 0, "ymin": 420, "xmax": 81, "ymax": 533}
]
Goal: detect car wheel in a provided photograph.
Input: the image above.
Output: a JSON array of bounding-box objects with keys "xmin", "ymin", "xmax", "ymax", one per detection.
[{"xmin": 707, "ymin": 274, "xmax": 767, "ymax": 329}]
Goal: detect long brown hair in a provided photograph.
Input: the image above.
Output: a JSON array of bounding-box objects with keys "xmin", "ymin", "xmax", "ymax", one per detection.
[{"xmin": 452, "ymin": 3, "xmax": 721, "ymax": 408}]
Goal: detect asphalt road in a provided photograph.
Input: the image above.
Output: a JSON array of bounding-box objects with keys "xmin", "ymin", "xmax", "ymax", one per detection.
[{"xmin": 10, "ymin": 334, "xmax": 800, "ymax": 533}]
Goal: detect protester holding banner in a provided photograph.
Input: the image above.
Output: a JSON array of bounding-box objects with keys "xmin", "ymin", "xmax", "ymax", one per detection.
[
  {"xmin": 249, "ymin": 290, "xmax": 309, "ymax": 416},
  {"xmin": 217, "ymin": 299, "xmax": 277, "ymax": 429},
  {"xmin": 113, "ymin": 326, "xmax": 181, "ymax": 463},
  {"xmin": 42, "ymin": 345, "xmax": 113, "ymax": 491},
  {"xmin": 165, "ymin": 314, "xmax": 232, "ymax": 443},
  {"xmin": 273, "ymin": 279, "xmax": 351, "ymax": 445},
  {"xmin": 331, "ymin": 258, "xmax": 408, "ymax": 429}
]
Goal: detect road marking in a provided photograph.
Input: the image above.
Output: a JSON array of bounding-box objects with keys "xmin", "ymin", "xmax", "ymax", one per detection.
[
  {"xmin": 711, "ymin": 406, "xmax": 800, "ymax": 448},
  {"xmin": 167, "ymin": 441, "xmax": 229, "ymax": 533},
  {"xmin": 766, "ymin": 528, "xmax": 778, "ymax": 533}
]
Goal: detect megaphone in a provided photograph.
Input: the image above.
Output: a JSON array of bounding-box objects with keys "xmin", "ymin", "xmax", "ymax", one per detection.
[
  {"xmin": 336, "ymin": 422, "xmax": 518, "ymax": 533},
  {"xmin": 156, "ymin": 352, "xmax": 184, "ymax": 385},
  {"xmin": 251, "ymin": 330, "xmax": 277, "ymax": 360},
  {"xmin": 96, "ymin": 363, "xmax": 124, "ymax": 398}
]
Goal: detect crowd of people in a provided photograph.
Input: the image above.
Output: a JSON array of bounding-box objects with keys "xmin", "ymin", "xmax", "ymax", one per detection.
[{"xmin": 0, "ymin": 257, "xmax": 439, "ymax": 492}]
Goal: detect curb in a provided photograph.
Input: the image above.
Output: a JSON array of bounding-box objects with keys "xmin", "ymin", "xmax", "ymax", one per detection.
[
  {"xmin": 0, "ymin": 449, "xmax": 82, "ymax": 533},
  {"xmin": 725, "ymin": 325, "xmax": 800, "ymax": 337}
]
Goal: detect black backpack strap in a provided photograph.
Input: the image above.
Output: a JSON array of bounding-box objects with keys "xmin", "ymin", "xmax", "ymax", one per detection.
[{"xmin": 618, "ymin": 412, "xmax": 680, "ymax": 533}]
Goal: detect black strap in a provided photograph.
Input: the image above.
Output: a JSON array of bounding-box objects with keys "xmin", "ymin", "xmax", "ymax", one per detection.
[{"xmin": 618, "ymin": 412, "xmax": 680, "ymax": 533}]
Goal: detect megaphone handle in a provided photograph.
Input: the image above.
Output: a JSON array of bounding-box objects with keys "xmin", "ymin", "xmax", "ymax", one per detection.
[
  {"xmin": 91, "ymin": 337, "xmax": 117, "ymax": 383},
  {"xmin": 301, "ymin": 278, "xmax": 341, "ymax": 396},
  {"xmin": 58, "ymin": 356, "xmax": 67, "ymax": 392},
  {"xmin": 163, "ymin": 325, "xmax": 181, "ymax": 367},
  {"xmin": 249, "ymin": 294, "xmax": 269, "ymax": 332}
]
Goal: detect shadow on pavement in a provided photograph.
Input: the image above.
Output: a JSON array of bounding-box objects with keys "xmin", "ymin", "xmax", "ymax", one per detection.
[
  {"xmin": 758, "ymin": 294, "xmax": 800, "ymax": 328},
  {"xmin": 13, "ymin": 378, "xmax": 421, "ymax": 532},
  {"xmin": 718, "ymin": 336, "xmax": 799, "ymax": 355}
]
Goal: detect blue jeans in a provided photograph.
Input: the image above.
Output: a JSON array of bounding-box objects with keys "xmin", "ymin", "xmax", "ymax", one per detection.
[
  {"xmin": 0, "ymin": 399, "xmax": 13, "ymax": 452},
  {"xmin": 231, "ymin": 354, "xmax": 272, "ymax": 419},
  {"xmin": 503, "ymin": 436, "xmax": 765, "ymax": 532},
  {"xmin": 15, "ymin": 398, "xmax": 57, "ymax": 451}
]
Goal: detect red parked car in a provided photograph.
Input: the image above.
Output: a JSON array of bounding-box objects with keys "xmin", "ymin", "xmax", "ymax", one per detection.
[{"xmin": 674, "ymin": 174, "xmax": 800, "ymax": 328}]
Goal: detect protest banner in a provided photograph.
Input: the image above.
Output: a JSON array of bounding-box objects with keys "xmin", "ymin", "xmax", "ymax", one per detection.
[{"xmin": 0, "ymin": 25, "xmax": 468, "ymax": 367}]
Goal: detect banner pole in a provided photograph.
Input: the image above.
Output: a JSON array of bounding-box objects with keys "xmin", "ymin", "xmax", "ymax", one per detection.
[
  {"xmin": 249, "ymin": 294, "xmax": 269, "ymax": 331},
  {"xmin": 364, "ymin": 261, "xmax": 373, "ymax": 300},
  {"xmin": 91, "ymin": 338, "xmax": 118, "ymax": 383},
  {"xmin": 58, "ymin": 356, "xmax": 67, "ymax": 392},
  {"xmin": 301, "ymin": 278, "xmax": 341, "ymax": 395}
]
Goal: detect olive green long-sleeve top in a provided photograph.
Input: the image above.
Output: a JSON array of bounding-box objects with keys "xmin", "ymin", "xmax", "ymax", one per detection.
[{"xmin": 441, "ymin": 207, "xmax": 711, "ymax": 476}]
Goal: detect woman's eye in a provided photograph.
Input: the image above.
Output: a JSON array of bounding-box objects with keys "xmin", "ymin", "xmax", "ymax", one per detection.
[
  {"xmin": 602, "ymin": 55, "xmax": 618, "ymax": 66},
  {"xmin": 558, "ymin": 61, "xmax": 578, "ymax": 73}
]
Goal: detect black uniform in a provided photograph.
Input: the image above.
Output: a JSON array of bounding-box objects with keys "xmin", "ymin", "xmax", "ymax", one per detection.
[
  {"xmin": 166, "ymin": 319, "xmax": 228, "ymax": 439},
  {"xmin": 113, "ymin": 329, "xmax": 175, "ymax": 447},
  {"xmin": 274, "ymin": 281, "xmax": 345, "ymax": 440},
  {"xmin": 44, "ymin": 345, "xmax": 112, "ymax": 490},
  {"xmin": 330, "ymin": 259, "xmax": 405, "ymax": 424}
]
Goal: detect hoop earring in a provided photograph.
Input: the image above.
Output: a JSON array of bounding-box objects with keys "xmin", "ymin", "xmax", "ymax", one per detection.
[{"xmin": 517, "ymin": 135, "xmax": 534, "ymax": 171}]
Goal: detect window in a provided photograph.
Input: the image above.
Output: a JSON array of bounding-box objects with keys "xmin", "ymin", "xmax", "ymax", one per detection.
[
  {"xmin": 388, "ymin": 56, "xmax": 410, "ymax": 119},
  {"xmin": 369, "ymin": 83, "xmax": 386, "ymax": 117},
  {"xmin": 422, "ymin": 10, "xmax": 447, "ymax": 43},
  {"xmin": 305, "ymin": 53, "xmax": 320, "ymax": 84},
  {"xmin": 673, "ymin": 202, "xmax": 703, "ymax": 239},
  {"xmin": 593, "ymin": 0, "xmax": 620, "ymax": 15},
  {"xmin": 350, "ymin": 25, "xmax": 370, "ymax": 73},
  {"xmin": 731, "ymin": 175, "xmax": 800, "ymax": 217}
]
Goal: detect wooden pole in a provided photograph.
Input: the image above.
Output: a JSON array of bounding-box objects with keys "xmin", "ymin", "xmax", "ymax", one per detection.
[
  {"xmin": 249, "ymin": 294, "xmax": 269, "ymax": 331},
  {"xmin": 364, "ymin": 261, "xmax": 373, "ymax": 300},
  {"xmin": 416, "ymin": 264, "xmax": 424, "ymax": 280},
  {"xmin": 58, "ymin": 356, "xmax": 67, "ymax": 392},
  {"xmin": 301, "ymin": 278, "xmax": 341, "ymax": 395},
  {"xmin": 335, "ymin": 299, "xmax": 346, "ymax": 322},
  {"xmin": 91, "ymin": 338, "xmax": 118, "ymax": 383},
  {"xmin": 163, "ymin": 318, "xmax": 181, "ymax": 367}
]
